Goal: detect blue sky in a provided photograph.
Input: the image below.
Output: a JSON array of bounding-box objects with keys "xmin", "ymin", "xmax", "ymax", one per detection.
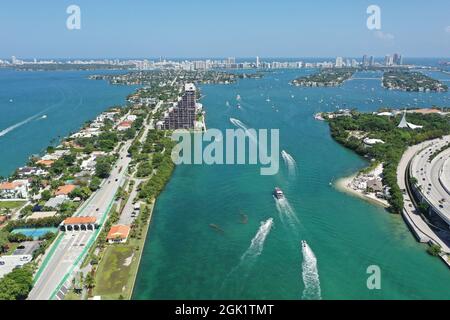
[{"xmin": 0, "ymin": 0, "xmax": 449, "ymax": 58}]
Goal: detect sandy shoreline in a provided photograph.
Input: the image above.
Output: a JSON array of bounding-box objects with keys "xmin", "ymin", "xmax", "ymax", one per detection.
[{"xmin": 335, "ymin": 174, "xmax": 390, "ymax": 208}]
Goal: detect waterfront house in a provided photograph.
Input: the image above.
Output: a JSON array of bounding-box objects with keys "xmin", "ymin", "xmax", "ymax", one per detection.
[
  {"xmin": 41, "ymin": 149, "xmax": 70, "ymax": 161},
  {"xmin": 0, "ymin": 180, "xmax": 29, "ymax": 199},
  {"xmin": 17, "ymin": 166, "xmax": 47, "ymax": 177},
  {"xmin": 106, "ymin": 224, "xmax": 131, "ymax": 244},
  {"xmin": 36, "ymin": 159, "xmax": 55, "ymax": 168}
]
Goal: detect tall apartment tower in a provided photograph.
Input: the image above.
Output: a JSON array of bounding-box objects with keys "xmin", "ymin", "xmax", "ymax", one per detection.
[
  {"xmin": 163, "ymin": 83, "xmax": 198, "ymax": 130},
  {"xmin": 335, "ymin": 56, "xmax": 344, "ymax": 68},
  {"xmin": 362, "ymin": 55, "xmax": 368, "ymax": 66}
]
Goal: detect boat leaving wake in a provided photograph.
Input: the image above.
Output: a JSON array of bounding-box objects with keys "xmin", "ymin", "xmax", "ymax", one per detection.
[
  {"xmin": 229, "ymin": 118, "xmax": 257, "ymax": 143},
  {"xmin": 229, "ymin": 117, "xmax": 248, "ymax": 130},
  {"xmin": 0, "ymin": 112, "xmax": 45, "ymax": 137},
  {"xmin": 219, "ymin": 218, "xmax": 274, "ymax": 297},
  {"xmin": 275, "ymin": 197, "xmax": 300, "ymax": 228},
  {"xmin": 281, "ymin": 150, "xmax": 297, "ymax": 177},
  {"xmin": 240, "ymin": 218, "xmax": 274, "ymax": 264},
  {"xmin": 301, "ymin": 241, "xmax": 322, "ymax": 300}
]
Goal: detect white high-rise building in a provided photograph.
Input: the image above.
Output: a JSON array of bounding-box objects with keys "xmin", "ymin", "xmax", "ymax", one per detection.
[
  {"xmin": 256, "ymin": 56, "xmax": 260, "ymax": 68},
  {"xmin": 384, "ymin": 55, "xmax": 394, "ymax": 66},
  {"xmin": 335, "ymin": 56, "xmax": 344, "ymax": 68}
]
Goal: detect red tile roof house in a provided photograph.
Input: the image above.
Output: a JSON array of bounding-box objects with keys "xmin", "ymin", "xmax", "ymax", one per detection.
[
  {"xmin": 117, "ymin": 121, "xmax": 133, "ymax": 131},
  {"xmin": 106, "ymin": 224, "xmax": 131, "ymax": 244},
  {"xmin": 36, "ymin": 159, "xmax": 55, "ymax": 167},
  {"xmin": 55, "ymin": 184, "xmax": 77, "ymax": 196}
]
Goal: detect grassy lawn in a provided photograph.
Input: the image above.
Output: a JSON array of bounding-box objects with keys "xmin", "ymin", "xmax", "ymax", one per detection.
[
  {"xmin": 64, "ymin": 291, "xmax": 81, "ymax": 300},
  {"xmin": 0, "ymin": 201, "xmax": 26, "ymax": 210},
  {"xmin": 92, "ymin": 203, "xmax": 154, "ymax": 300},
  {"xmin": 93, "ymin": 242, "xmax": 140, "ymax": 300}
]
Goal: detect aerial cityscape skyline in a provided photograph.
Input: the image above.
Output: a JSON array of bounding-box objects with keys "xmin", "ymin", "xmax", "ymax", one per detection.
[{"xmin": 0, "ymin": 52, "xmax": 415, "ymax": 71}]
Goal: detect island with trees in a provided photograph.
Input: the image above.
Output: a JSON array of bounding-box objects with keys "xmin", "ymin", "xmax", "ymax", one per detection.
[
  {"xmin": 89, "ymin": 70, "xmax": 264, "ymax": 86},
  {"xmin": 325, "ymin": 109, "xmax": 450, "ymax": 214},
  {"xmin": 291, "ymin": 68, "xmax": 356, "ymax": 87},
  {"xmin": 382, "ymin": 70, "xmax": 448, "ymax": 92}
]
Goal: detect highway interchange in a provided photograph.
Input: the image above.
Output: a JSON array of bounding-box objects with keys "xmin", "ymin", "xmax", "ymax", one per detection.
[{"xmin": 410, "ymin": 137, "xmax": 450, "ymax": 227}]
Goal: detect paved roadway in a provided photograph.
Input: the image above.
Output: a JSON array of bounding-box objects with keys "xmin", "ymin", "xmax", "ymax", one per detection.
[
  {"xmin": 410, "ymin": 137, "xmax": 450, "ymax": 226},
  {"xmin": 441, "ymin": 158, "xmax": 450, "ymax": 194},
  {"xmin": 397, "ymin": 135, "xmax": 450, "ymax": 253},
  {"xmin": 29, "ymin": 101, "xmax": 164, "ymax": 300},
  {"xmin": 118, "ymin": 101, "xmax": 162, "ymax": 226},
  {"xmin": 28, "ymin": 138, "xmax": 133, "ymax": 300}
]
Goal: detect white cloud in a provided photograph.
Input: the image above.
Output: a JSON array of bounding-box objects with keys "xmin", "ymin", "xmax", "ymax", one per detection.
[
  {"xmin": 373, "ymin": 30, "xmax": 395, "ymax": 41},
  {"xmin": 446, "ymin": 26, "xmax": 450, "ymax": 33}
]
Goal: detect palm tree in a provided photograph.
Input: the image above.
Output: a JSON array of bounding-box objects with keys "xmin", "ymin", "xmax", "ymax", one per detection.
[{"xmin": 84, "ymin": 273, "xmax": 95, "ymax": 290}]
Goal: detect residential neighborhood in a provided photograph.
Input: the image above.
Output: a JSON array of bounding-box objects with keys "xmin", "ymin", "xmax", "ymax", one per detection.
[{"xmin": 0, "ymin": 70, "xmax": 202, "ymax": 301}]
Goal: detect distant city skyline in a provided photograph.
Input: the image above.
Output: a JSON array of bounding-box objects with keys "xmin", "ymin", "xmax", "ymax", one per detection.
[{"xmin": 0, "ymin": 0, "xmax": 449, "ymax": 58}]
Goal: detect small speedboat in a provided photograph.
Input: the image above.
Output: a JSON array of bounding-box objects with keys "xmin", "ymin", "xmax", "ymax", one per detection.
[
  {"xmin": 273, "ymin": 187, "xmax": 284, "ymax": 200},
  {"xmin": 301, "ymin": 240, "xmax": 307, "ymax": 248}
]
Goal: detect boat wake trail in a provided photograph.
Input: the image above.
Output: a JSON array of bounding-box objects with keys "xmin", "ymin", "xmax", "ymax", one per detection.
[
  {"xmin": 230, "ymin": 117, "xmax": 249, "ymax": 130},
  {"xmin": 0, "ymin": 111, "xmax": 46, "ymax": 137},
  {"xmin": 301, "ymin": 241, "xmax": 322, "ymax": 300},
  {"xmin": 240, "ymin": 218, "xmax": 274, "ymax": 264},
  {"xmin": 281, "ymin": 150, "xmax": 297, "ymax": 177},
  {"xmin": 219, "ymin": 218, "xmax": 274, "ymax": 296},
  {"xmin": 275, "ymin": 198, "xmax": 300, "ymax": 228},
  {"xmin": 229, "ymin": 118, "xmax": 257, "ymax": 143}
]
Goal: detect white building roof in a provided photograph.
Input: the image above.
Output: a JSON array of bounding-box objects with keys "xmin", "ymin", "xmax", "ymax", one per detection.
[{"xmin": 185, "ymin": 83, "xmax": 196, "ymax": 92}]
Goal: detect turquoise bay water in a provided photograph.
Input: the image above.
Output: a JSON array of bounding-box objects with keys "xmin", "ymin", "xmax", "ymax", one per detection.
[
  {"xmin": 0, "ymin": 69, "xmax": 136, "ymax": 177},
  {"xmin": 2, "ymin": 66, "xmax": 450, "ymax": 300},
  {"xmin": 133, "ymin": 68, "xmax": 450, "ymax": 299}
]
